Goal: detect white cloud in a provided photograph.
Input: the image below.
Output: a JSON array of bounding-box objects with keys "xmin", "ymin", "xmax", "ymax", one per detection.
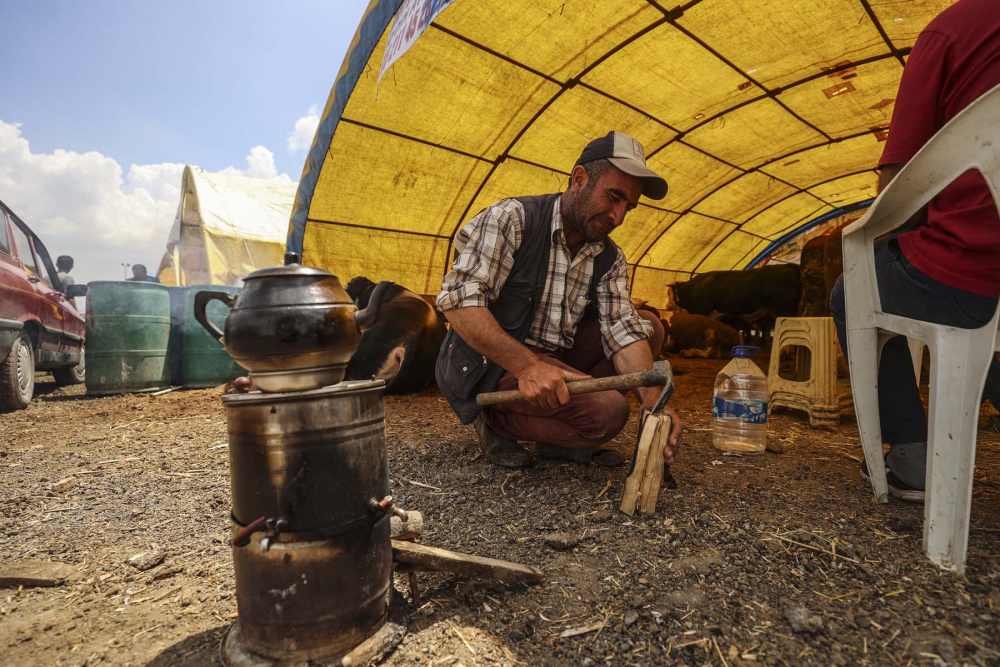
[
  {"xmin": 218, "ymin": 145, "xmax": 292, "ymax": 182},
  {"xmin": 245, "ymin": 145, "xmax": 284, "ymax": 180},
  {"xmin": 287, "ymin": 105, "xmax": 320, "ymax": 153},
  {"xmin": 0, "ymin": 120, "xmax": 292, "ymax": 285}
]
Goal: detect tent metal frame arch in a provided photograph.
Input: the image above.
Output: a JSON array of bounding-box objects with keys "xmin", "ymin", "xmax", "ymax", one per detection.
[
  {"xmin": 744, "ymin": 198, "xmax": 875, "ymax": 270},
  {"xmin": 289, "ymin": 0, "xmax": 936, "ymax": 305}
]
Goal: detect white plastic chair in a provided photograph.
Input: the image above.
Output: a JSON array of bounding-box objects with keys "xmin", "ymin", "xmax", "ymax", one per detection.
[
  {"xmin": 908, "ymin": 338, "xmax": 925, "ymax": 384},
  {"xmin": 842, "ymin": 82, "xmax": 1000, "ymax": 574}
]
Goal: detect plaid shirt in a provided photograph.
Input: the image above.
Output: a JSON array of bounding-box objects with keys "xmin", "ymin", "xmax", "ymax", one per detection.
[{"xmin": 437, "ymin": 197, "xmax": 652, "ymax": 358}]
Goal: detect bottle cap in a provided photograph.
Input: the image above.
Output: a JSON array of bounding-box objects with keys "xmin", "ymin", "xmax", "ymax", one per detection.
[{"xmin": 731, "ymin": 345, "xmax": 760, "ymax": 358}]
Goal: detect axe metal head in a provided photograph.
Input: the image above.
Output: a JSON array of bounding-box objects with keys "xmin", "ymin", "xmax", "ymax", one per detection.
[
  {"xmin": 650, "ymin": 359, "xmax": 674, "ymax": 413},
  {"xmin": 651, "ymin": 359, "xmax": 673, "ymax": 387}
]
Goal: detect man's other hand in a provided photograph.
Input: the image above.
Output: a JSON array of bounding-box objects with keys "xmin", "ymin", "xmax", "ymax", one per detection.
[{"xmin": 515, "ymin": 361, "xmax": 589, "ymax": 410}]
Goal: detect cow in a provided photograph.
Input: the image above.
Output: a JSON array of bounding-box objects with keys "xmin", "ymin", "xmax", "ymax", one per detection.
[
  {"xmin": 661, "ymin": 310, "xmax": 743, "ymax": 359},
  {"xmin": 798, "ymin": 234, "xmax": 829, "ymax": 316},
  {"xmin": 671, "ymin": 265, "xmax": 801, "ymax": 318},
  {"xmin": 631, "ymin": 297, "xmax": 661, "ymax": 321},
  {"xmin": 823, "ymin": 224, "xmax": 846, "ymax": 300},
  {"xmin": 670, "ymin": 265, "xmax": 801, "ymax": 345},
  {"xmin": 344, "ymin": 277, "xmax": 447, "ymax": 394}
]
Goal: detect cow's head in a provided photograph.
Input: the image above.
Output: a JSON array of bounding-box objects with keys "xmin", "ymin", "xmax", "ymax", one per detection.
[
  {"xmin": 665, "ymin": 283, "xmax": 681, "ymax": 310},
  {"xmin": 345, "ymin": 297, "xmax": 446, "ymax": 394},
  {"xmin": 345, "ymin": 276, "xmax": 375, "ymax": 307}
]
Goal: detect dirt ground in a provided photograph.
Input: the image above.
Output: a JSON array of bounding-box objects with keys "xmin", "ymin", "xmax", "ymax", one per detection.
[{"xmin": 1, "ymin": 355, "xmax": 999, "ymax": 667}]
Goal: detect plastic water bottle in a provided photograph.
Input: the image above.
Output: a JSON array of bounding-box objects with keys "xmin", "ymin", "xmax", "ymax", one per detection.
[{"xmin": 712, "ymin": 346, "xmax": 768, "ymax": 454}]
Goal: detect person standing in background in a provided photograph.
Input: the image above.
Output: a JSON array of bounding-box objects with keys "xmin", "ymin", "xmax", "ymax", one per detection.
[
  {"xmin": 56, "ymin": 255, "xmax": 75, "ymax": 290},
  {"xmin": 56, "ymin": 255, "xmax": 78, "ymax": 309},
  {"xmin": 127, "ymin": 264, "xmax": 161, "ymax": 284}
]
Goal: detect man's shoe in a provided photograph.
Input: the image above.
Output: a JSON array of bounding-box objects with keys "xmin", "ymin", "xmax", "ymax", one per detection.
[
  {"xmin": 474, "ymin": 416, "xmax": 532, "ymax": 469},
  {"xmin": 860, "ymin": 458, "xmax": 925, "ymax": 503},
  {"xmin": 536, "ymin": 442, "xmax": 623, "ymax": 467}
]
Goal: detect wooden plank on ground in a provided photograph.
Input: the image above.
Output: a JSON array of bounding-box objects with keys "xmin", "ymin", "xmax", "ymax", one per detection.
[
  {"xmin": 0, "ymin": 559, "xmax": 77, "ymax": 588},
  {"xmin": 391, "ymin": 540, "xmax": 543, "ymax": 584}
]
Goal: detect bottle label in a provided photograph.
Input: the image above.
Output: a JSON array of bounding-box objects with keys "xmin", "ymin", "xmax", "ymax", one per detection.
[{"xmin": 713, "ymin": 397, "xmax": 768, "ymax": 424}]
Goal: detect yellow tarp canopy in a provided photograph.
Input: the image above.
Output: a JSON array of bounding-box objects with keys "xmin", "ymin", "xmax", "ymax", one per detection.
[
  {"xmin": 289, "ymin": 0, "xmax": 953, "ymax": 307},
  {"xmin": 159, "ymin": 166, "xmax": 297, "ymax": 286}
]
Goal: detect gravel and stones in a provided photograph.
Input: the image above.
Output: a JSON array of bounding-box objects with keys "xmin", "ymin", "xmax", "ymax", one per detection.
[{"xmin": 1, "ymin": 355, "xmax": 998, "ymax": 666}]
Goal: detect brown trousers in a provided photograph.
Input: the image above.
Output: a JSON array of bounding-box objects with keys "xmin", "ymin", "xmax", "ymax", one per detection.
[{"xmin": 483, "ymin": 311, "xmax": 664, "ymax": 449}]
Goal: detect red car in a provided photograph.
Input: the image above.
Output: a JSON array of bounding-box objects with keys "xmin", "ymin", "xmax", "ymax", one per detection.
[{"xmin": 0, "ymin": 200, "xmax": 87, "ymax": 410}]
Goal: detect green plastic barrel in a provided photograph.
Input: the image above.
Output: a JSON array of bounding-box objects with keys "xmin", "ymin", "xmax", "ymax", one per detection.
[
  {"xmin": 174, "ymin": 285, "xmax": 244, "ymax": 388},
  {"xmin": 85, "ymin": 281, "xmax": 171, "ymax": 394}
]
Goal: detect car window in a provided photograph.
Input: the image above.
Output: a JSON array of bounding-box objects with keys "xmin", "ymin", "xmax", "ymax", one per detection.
[
  {"xmin": 0, "ymin": 211, "xmax": 10, "ymax": 256},
  {"xmin": 10, "ymin": 221, "xmax": 39, "ymax": 279},
  {"xmin": 31, "ymin": 238, "xmax": 62, "ymax": 289},
  {"xmin": 31, "ymin": 237, "xmax": 60, "ymax": 288}
]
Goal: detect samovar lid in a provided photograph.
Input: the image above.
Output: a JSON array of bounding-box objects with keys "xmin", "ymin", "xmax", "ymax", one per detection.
[
  {"xmin": 242, "ymin": 251, "xmax": 335, "ymax": 280},
  {"xmin": 242, "ymin": 264, "xmax": 333, "ymax": 280},
  {"xmin": 221, "ymin": 378, "xmax": 385, "ymax": 405}
]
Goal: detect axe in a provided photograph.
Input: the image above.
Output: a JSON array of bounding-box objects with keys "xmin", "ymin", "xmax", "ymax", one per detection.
[{"xmin": 475, "ymin": 359, "xmax": 673, "ymax": 406}]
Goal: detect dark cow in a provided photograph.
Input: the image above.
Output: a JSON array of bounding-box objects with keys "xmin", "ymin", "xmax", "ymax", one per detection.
[
  {"xmin": 670, "ymin": 265, "xmax": 802, "ymax": 319},
  {"xmin": 344, "ymin": 277, "xmax": 447, "ymax": 394},
  {"xmin": 798, "ymin": 234, "xmax": 829, "ymax": 316},
  {"xmin": 715, "ymin": 313, "xmax": 755, "ymax": 344},
  {"xmin": 661, "ymin": 311, "xmax": 743, "ymax": 359},
  {"xmin": 670, "ymin": 265, "xmax": 801, "ymax": 345}
]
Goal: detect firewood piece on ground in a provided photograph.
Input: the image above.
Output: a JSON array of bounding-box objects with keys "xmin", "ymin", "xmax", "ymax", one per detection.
[
  {"xmin": 620, "ymin": 413, "xmax": 671, "ymax": 516},
  {"xmin": 619, "ymin": 415, "xmax": 660, "ymax": 516},
  {"xmin": 0, "ymin": 559, "xmax": 77, "ymax": 588},
  {"xmin": 391, "ymin": 539, "xmax": 543, "ymax": 584},
  {"xmin": 390, "ymin": 510, "xmax": 424, "ymax": 538},
  {"xmin": 639, "ymin": 415, "xmax": 671, "ymax": 514}
]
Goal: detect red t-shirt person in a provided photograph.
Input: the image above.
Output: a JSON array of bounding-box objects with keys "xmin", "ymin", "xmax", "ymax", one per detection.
[{"xmin": 880, "ymin": 0, "xmax": 1000, "ymax": 297}]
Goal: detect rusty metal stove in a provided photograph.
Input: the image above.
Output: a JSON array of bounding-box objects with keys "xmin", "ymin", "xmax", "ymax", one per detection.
[{"xmin": 219, "ymin": 379, "xmax": 407, "ymax": 667}]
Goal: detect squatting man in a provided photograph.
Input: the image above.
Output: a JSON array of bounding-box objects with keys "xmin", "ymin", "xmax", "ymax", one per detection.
[{"xmin": 435, "ymin": 131, "xmax": 683, "ymax": 469}]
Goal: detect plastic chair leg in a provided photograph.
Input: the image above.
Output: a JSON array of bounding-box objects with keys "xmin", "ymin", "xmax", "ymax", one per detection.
[
  {"xmin": 847, "ymin": 327, "xmax": 889, "ymax": 503},
  {"xmin": 923, "ymin": 336, "xmax": 989, "ymax": 573},
  {"xmin": 908, "ymin": 338, "xmax": 926, "ymax": 385}
]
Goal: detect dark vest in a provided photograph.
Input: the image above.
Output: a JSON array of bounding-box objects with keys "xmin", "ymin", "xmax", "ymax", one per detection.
[{"xmin": 435, "ymin": 193, "xmax": 619, "ymax": 424}]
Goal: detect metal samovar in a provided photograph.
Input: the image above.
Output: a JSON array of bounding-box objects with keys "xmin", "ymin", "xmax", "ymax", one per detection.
[
  {"xmin": 198, "ymin": 257, "xmax": 406, "ymax": 666},
  {"xmin": 220, "ymin": 380, "xmax": 407, "ymax": 666}
]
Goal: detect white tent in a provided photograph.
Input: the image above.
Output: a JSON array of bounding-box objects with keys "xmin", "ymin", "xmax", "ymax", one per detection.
[{"xmin": 157, "ymin": 166, "xmax": 296, "ymax": 286}]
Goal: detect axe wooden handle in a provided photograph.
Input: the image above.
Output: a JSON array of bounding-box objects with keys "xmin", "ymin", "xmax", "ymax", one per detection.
[{"xmin": 476, "ymin": 368, "xmax": 661, "ymax": 407}]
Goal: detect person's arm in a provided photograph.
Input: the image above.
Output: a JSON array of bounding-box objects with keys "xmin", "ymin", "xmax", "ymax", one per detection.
[
  {"xmin": 610, "ymin": 339, "xmax": 683, "ymax": 464},
  {"xmin": 877, "ymin": 163, "xmax": 929, "ymax": 232},
  {"xmin": 444, "ymin": 307, "xmax": 587, "ymax": 410},
  {"xmin": 876, "ymin": 163, "xmax": 903, "ymax": 193},
  {"xmin": 873, "ymin": 29, "xmax": 950, "ymax": 232},
  {"xmin": 599, "ymin": 249, "xmax": 684, "ymax": 460},
  {"xmin": 437, "ymin": 202, "xmax": 586, "ymax": 410}
]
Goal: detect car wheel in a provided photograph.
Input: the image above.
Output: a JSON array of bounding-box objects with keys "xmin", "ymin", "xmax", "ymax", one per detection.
[
  {"xmin": 53, "ymin": 348, "xmax": 86, "ymax": 385},
  {"xmin": 0, "ymin": 332, "xmax": 35, "ymax": 410}
]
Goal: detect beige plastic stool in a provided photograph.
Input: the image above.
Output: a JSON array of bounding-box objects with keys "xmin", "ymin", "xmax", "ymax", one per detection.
[{"xmin": 767, "ymin": 317, "xmax": 853, "ymax": 426}]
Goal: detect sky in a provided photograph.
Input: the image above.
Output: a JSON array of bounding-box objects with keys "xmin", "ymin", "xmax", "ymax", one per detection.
[{"xmin": 0, "ymin": 0, "xmax": 371, "ymax": 285}]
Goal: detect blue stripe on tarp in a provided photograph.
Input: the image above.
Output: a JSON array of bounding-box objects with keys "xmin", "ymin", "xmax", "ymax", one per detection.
[
  {"xmin": 743, "ymin": 198, "xmax": 875, "ymax": 270},
  {"xmin": 286, "ymin": 0, "xmax": 404, "ymax": 256}
]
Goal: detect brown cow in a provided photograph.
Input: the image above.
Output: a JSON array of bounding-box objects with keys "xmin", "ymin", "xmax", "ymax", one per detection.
[
  {"xmin": 824, "ymin": 224, "xmax": 846, "ymax": 301},
  {"xmin": 662, "ymin": 310, "xmax": 743, "ymax": 359},
  {"xmin": 798, "ymin": 234, "xmax": 829, "ymax": 316},
  {"xmin": 631, "ymin": 297, "xmax": 661, "ymax": 321}
]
